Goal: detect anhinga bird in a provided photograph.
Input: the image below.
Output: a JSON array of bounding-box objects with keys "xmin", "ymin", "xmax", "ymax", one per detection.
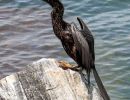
[{"xmin": 42, "ymin": 0, "xmax": 110, "ymax": 100}]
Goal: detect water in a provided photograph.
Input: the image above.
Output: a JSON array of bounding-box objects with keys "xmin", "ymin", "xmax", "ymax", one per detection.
[{"xmin": 0, "ymin": 0, "xmax": 130, "ymax": 99}]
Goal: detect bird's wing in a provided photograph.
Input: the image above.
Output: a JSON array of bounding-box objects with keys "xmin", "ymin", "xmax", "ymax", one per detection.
[
  {"xmin": 70, "ymin": 23, "xmax": 90, "ymax": 70},
  {"xmin": 70, "ymin": 19, "xmax": 110, "ymax": 100},
  {"xmin": 77, "ymin": 17, "xmax": 95, "ymax": 61},
  {"xmin": 77, "ymin": 17, "xmax": 92, "ymax": 35}
]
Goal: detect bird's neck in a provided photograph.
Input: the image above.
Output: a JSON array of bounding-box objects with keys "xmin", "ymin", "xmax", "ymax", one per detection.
[
  {"xmin": 44, "ymin": 0, "xmax": 67, "ymax": 38},
  {"xmin": 51, "ymin": 8, "xmax": 66, "ymax": 36},
  {"xmin": 44, "ymin": 0, "xmax": 64, "ymax": 19},
  {"xmin": 51, "ymin": 0, "xmax": 66, "ymax": 34},
  {"xmin": 51, "ymin": 3, "xmax": 64, "ymax": 28}
]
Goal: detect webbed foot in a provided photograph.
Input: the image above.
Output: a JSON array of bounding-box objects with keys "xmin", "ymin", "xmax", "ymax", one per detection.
[{"xmin": 58, "ymin": 61, "xmax": 81, "ymax": 72}]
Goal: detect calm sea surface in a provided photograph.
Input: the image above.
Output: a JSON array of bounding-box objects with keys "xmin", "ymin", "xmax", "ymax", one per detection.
[{"xmin": 0, "ymin": 0, "xmax": 130, "ymax": 99}]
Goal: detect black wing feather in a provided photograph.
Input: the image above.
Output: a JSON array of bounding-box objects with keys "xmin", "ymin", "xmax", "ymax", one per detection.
[{"xmin": 71, "ymin": 23, "xmax": 91, "ymax": 72}]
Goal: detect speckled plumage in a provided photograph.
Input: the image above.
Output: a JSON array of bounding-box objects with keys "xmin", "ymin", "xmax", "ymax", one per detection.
[
  {"xmin": 43, "ymin": 0, "xmax": 77, "ymax": 61},
  {"xmin": 42, "ymin": 0, "xmax": 94, "ymax": 71},
  {"xmin": 42, "ymin": 0, "xmax": 110, "ymax": 100}
]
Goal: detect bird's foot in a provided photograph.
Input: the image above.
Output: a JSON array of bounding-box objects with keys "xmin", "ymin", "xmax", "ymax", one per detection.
[
  {"xmin": 58, "ymin": 61, "xmax": 81, "ymax": 72},
  {"xmin": 58, "ymin": 61, "xmax": 72, "ymax": 70}
]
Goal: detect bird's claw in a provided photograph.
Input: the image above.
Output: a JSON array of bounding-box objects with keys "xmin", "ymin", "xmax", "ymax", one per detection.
[
  {"xmin": 58, "ymin": 61, "xmax": 81, "ymax": 72},
  {"xmin": 58, "ymin": 61, "xmax": 73, "ymax": 70}
]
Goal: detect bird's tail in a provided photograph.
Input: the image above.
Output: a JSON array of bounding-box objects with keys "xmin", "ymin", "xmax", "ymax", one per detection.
[{"xmin": 92, "ymin": 67, "xmax": 110, "ymax": 100}]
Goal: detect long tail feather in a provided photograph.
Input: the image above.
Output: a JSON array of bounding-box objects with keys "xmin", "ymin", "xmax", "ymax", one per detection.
[{"xmin": 93, "ymin": 68, "xmax": 110, "ymax": 100}]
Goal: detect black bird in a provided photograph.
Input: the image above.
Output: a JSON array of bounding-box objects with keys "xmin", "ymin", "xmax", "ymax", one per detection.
[
  {"xmin": 42, "ymin": 0, "xmax": 110, "ymax": 100},
  {"xmin": 70, "ymin": 19, "xmax": 110, "ymax": 100}
]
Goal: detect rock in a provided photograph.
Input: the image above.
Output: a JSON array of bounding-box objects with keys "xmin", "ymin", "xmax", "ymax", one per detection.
[{"xmin": 0, "ymin": 58, "xmax": 103, "ymax": 100}]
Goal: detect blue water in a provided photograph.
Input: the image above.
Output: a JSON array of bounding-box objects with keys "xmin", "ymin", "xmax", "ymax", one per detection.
[{"xmin": 0, "ymin": 0, "xmax": 130, "ymax": 99}]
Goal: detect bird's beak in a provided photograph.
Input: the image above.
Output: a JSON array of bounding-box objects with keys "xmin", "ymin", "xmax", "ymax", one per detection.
[{"xmin": 77, "ymin": 17, "xmax": 87, "ymax": 30}]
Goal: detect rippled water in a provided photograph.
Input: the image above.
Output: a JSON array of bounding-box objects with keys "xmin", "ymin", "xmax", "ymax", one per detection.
[{"xmin": 0, "ymin": 0, "xmax": 130, "ymax": 99}]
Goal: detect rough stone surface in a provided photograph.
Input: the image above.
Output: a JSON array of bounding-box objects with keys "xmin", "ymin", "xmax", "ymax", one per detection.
[{"xmin": 0, "ymin": 58, "xmax": 103, "ymax": 100}]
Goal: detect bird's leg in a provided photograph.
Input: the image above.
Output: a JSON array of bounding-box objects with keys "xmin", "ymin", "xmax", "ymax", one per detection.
[
  {"xmin": 58, "ymin": 61, "xmax": 81, "ymax": 72},
  {"xmin": 87, "ymin": 72, "xmax": 91, "ymax": 94}
]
